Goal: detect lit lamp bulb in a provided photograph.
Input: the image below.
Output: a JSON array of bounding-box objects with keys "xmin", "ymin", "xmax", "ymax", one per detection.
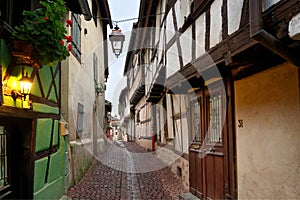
[{"xmin": 20, "ymin": 72, "xmax": 32, "ymax": 101}]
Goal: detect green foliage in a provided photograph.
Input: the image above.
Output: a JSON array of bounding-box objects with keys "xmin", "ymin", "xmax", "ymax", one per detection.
[{"xmin": 12, "ymin": 0, "xmax": 70, "ymax": 66}]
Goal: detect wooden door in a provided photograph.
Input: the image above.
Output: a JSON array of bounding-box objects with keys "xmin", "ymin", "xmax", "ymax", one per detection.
[
  {"xmin": 0, "ymin": 117, "xmax": 34, "ymax": 199},
  {"xmin": 189, "ymin": 80, "xmax": 234, "ymax": 199},
  {"xmin": 203, "ymin": 89, "xmax": 227, "ymax": 199},
  {"xmin": 189, "ymin": 97, "xmax": 204, "ymax": 197}
]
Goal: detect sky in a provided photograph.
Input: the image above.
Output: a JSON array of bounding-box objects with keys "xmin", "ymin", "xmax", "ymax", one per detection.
[{"xmin": 105, "ymin": 0, "xmax": 140, "ymax": 117}]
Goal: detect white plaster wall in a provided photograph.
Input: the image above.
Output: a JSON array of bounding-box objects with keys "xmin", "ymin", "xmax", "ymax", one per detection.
[
  {"xmin": 61, "ymin": 57, "xmax": 79, "ymax": 141},
  {"xmin": 135, "ymin": 97, "xmax": 148, "ymax": 138},
  {"xmin": 171, "ymin": 95, "xmax": 189, "ymax": 153},
  {"xmin": 145, "ymin": 52, "xmax": 152, "ymax": 94},
  {"xmin": 182, "ymin": 96, "xmax": 189, "ymax": 154},
  {"xmin": 177, "ymin": 0, "xmax": 191, "ymax": 29},
  {"xmin": 78, "ymin": 11, "xmax": 105, "ymax": 138},
  {"xmin": 62, "ymin": 4, "xmax": 108, "ymax": 185},
  {"xmin": 235, "ymin": 63, "xmax": 300, "ymax": 199},
  {"xmin": 195, "ymin": 13, "xmax": 206, "ymax": 58},
  {"xmin": 174, "ymin": 119, "xmax": 182, "ymax": 151},
  {"xmin": 161, "ymin": 0, "xmax": 166, "ymax": 24},
  {"xmin": 156, "ymin": 1, "xmax": 162, "ymax": 45},
  {"xmin": 210, "ymin": 0, "xmax": 223, "ymax": 48},
  {"xmin": 158, "ymin": 28, "xmax": 164, "ymax": 64},
  {"xmin": 262, "ymin": 0, "xmax": 281, "ymax": 11},
  {"xmin": 166, "ymin": 43, "xmax": 180, "ymax": 78},
  {"xmin": 227, "ymin": 0, "xmax": 244, "ymax": 35},
  {"xmin": 62, "ymin": 4, "xmax": 107, "ymax": 140},
  {"xmin": 166, "ymin": 11, "xmax": 175, "ymax": 44},
  {"xmin": 180, "ymin": 26, "xmax": 192, "ymax": 66},
  {"xmin": 129, "ymin": 120, "xmax": 134, "ymax": 139},
  {"xmin": 175, "ymin": 1, "xmax": 181, "ymax": 29}
]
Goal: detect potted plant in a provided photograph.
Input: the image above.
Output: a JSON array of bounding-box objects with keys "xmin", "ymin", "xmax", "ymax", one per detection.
[{"xmin": 11, "ymin": 0, "xmax": 72, "ymax": 68}]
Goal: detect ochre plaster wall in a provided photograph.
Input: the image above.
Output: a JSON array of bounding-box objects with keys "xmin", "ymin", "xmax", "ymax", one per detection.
[{"xmin": 235, "ymin": 63, "xmax": 300, "ymax": 199}]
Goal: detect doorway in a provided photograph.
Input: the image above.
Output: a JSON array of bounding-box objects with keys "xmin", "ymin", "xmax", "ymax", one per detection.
[
  {"xmin": 0, "ymin": 117, "xmax": 34, "ymax": 199},
  {"xmin": 189, "ymin": 80, "xmax": 236, "ymax": 199}
]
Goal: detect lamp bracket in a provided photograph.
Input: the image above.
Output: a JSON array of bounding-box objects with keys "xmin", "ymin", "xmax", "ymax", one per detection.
[{"xmin": 11, "ymin": 89, "xmax": 19, "ymax": 101}]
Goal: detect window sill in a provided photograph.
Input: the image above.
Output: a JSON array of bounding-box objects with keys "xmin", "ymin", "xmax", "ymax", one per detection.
[{"xmin": 70, "ymin": 138, "xmax": 92, "ymax": 146}]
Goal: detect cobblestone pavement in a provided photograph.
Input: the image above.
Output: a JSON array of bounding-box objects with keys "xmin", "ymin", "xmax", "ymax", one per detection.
[{"xmin": 67, "ymin": 141, "xmax": 188, "ymax": 199}]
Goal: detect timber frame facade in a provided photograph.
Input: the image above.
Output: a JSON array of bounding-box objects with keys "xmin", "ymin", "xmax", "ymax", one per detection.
[
  {"xmin": 0, "ymin": 1, "xmax": 66, "ymax": 198},
  {"xmin": 0, "ymin": 0, "xmax": 112, "ymax": 198},
  {"xmin": 125, "ymin": 0, "xmax": 300, "ymax": 199}
]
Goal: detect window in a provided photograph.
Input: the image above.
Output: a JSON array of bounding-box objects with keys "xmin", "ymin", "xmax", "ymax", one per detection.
[
  {"xmin": 206, "ymin": 94, "xmax": 225, "ymax": 143},
  {"xmin": 0, "ymin": 126, "xmax": 8, "ymax": 188},
  {"xmin": 0, "ymin": 0, "xmax": 32, "ymax": 28},
  {"xmin": 77, "ymin": 103, "xmax": 84, "ymax": 138},
  {"xmin": 71, "ymin": 13, "xmax": 81, "ymax": 59}
]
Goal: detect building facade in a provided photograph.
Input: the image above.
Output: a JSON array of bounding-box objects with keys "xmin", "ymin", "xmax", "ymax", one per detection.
[
  {"xmin": 118, "ymin": 87, "xmax": 135, "ymax": 142},
  {"xmin": 125, "ymin": 0, "xmax": 300, "ymax": 199},
  {"xmin": 61, "ymin": 0, "xmax": 112, "ymax": 187},
  {"xmin": 0, "ymin": 0, "xmax": 112, "ymax": 198},
  {"xmin": 0, "ymin": 0, "xmax": 67, "ymax": 198}
]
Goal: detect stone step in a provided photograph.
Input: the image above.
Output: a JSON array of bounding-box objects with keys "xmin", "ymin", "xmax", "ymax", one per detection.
[{"xmin": 179, "ymin": 192, "xmax": 200, "ymax": 200}]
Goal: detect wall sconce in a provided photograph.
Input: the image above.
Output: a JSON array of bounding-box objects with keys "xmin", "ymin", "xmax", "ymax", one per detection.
[
  {"xmin": 3, "ymin": 70, "xmax": 32, "ymax": 108},
  {"xmin": 95, "ymin": 82, "xmax": 105, "ymax": 96},
  {"xmin": 19, "ymin": 72, "xmax": 32, "ymax": 101},
  {"xmin": 109, "ymin": 25, "xmax": 125, "ymax": 58}
]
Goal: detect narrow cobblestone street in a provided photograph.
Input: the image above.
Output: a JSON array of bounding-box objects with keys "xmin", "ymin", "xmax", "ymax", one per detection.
[{"xmin": 67, "ymin": 141, "xmax": 187, "ymax": 199}]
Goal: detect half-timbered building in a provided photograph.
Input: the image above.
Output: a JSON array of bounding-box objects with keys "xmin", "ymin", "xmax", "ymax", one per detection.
[
  {"xmin": 0, "ymin": 1, "xmax": 67, "ymax": 198},
  {"xmin": 125, "ymin": 0, "xmax": 300, "ymax": 199},
  {"xmin": 0, "ymin": 0, "xmax": 112, "ymax": 198}
]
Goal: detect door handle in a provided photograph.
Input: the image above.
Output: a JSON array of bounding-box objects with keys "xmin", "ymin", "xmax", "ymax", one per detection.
[{"xmin": 205, "ymin": 148, "xmax": 215, "ymax": 153}]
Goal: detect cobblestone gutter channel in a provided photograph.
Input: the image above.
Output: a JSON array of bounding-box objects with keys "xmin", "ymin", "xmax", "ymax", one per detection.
[{"xmin": 123, "ymin": 143, "xmax": 142, "ymax": 199}]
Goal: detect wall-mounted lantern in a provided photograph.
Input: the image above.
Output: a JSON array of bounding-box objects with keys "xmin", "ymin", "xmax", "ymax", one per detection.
[
  {"xmin": 95, "ymin": 82, "xmax": 105, "ymax": 96},
  {"xmin": 109, "ymin": 25, "xmax": 125, "ymax": 58},
  {"xmin": 3, "ymin": 69, "xmax": 32, "ymax": 108},
  {"xmin": 19, "ymin": 72, "xmax": 32, "ymax": 101}
]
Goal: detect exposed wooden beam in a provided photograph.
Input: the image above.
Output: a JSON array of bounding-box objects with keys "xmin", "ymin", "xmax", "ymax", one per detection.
[{"xmin": 0, "ymin": 106, "xmax": 60, "ymax": 119}]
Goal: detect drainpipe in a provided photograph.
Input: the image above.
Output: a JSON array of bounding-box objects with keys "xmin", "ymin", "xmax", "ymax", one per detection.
[
  {"xmin": 249, "ymin": 0, "xmax": 300, "ymax": 67},
  {"xmin": 152, "ymin": 104, "xmax": 157, "ymax": 151}
]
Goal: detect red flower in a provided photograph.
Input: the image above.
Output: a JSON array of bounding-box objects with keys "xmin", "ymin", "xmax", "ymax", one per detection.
[
  {"xmin": 68, "ymin": 44, "xmax": 72, "ymax": 51},
  {"xmin": 60, "ymin": 40, "xmax": 64, "ymax": 45},
  {"xmin": 66, "ymin": 36, "xmax": 72, "ymax": 43},
  {"xmin": 45, "ymin": 16, "xmax": 49, "ymax": 21},
  {"xmin": 64, "ymin": 35, "xmax": 68, "ymax": 39},
  {"xmin": 66, "ymin": 19, "xmax": 72, "ymax": 27}
]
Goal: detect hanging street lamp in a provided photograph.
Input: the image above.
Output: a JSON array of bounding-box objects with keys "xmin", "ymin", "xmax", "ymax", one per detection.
[{"xmin": 109, "ymin": 25, "xmax": 125, "ymax": 58}]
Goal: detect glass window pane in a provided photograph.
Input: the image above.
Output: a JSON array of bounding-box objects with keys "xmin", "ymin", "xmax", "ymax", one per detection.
[
  {"xmin": 191, "ymin": 100, "xmax": 201, "ymax": 142},
  {"xmin": 207, "ymin": 94, "xmax": 224, "ymax": 143},
  {"xmin": 71, "ymin": 13, "xmax": 81, "ymax": 59}
]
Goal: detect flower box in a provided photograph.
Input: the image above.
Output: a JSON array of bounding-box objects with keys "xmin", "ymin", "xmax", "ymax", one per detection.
[{"xmin": 12, "ymin": 40, "xmax": 41, "ymax": 68}]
